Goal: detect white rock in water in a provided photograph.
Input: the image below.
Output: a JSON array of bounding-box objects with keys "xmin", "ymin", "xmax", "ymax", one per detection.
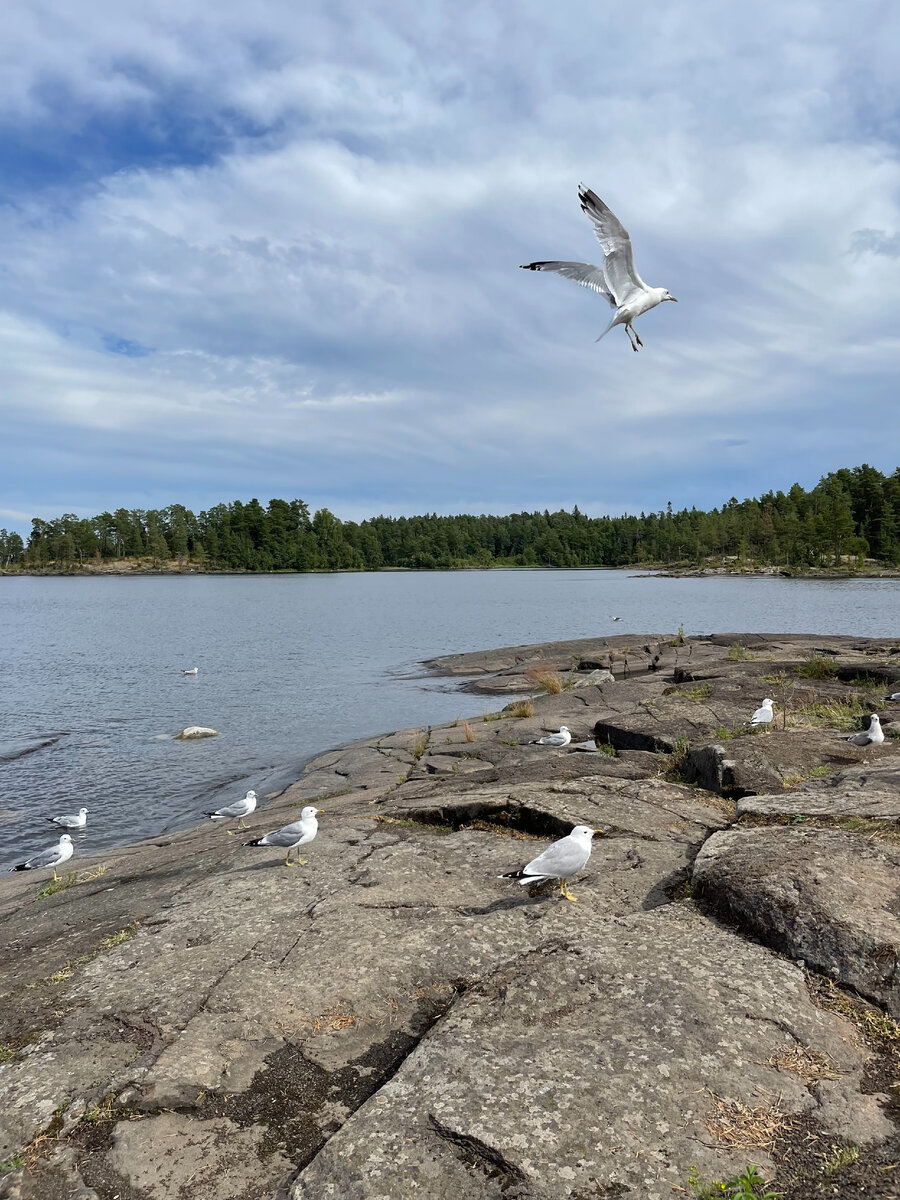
[{"xmin": 176, "ymin": 726, "xmax": 219, "ymax": 740}]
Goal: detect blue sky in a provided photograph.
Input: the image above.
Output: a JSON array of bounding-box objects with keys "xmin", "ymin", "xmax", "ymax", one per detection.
[{"xmin": 2, "ymin": 0, "xmax": 899, "ymax": 535}]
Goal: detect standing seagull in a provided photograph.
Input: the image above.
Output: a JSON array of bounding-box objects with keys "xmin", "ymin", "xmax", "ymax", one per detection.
[
  {"xmin": 500, "ymin": 825, "xmax": 602, "ymax": 902},
  {"xmin": 46, "ymin": 807, "xmax": 88, "ymax": 830},
  {"xmin": 749, "ymin": 699, "xmax": 775, "ymax": 729},
  {"xmin": 530, "ymin": 726, "xmax": 572, "ymax": 748},
  {"xmin": 204, "ymin": 790, "xmax": 257, "ymax": 832},
  {"xmin": 9, "ymin": 834, "xmax": 74, "ymax": 880},
  {"xmin": 244, "ymin": 806, "xmax": 322, "ymax": 867},
  {"xmin": 521, "ymin": 185, "xmax": 677, "ymax": 351},
  {"xmin": 845, "ymin": 714, "xmax": 884, "ymax": 747}
]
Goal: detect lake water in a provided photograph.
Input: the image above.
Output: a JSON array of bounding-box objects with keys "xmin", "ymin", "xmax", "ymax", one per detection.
[{"xmin": 2, "ymin": 569, "xmax": 898, "ymax": 869}]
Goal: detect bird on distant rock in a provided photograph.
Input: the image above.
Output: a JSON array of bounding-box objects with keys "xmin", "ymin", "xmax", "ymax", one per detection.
[
  {"xmin": 530, "ymin": 726, "xmax": 572, "ymax": 748},
  {"xmin": 204, "ymin": 790, "xmax": 257, "ymax": 832},
  {"xmin": 884, "ymin": 691, "xmax": 900, "ymax": 703},
  {"xmin": 749, "ymin": 699, "xmax": 774, "ymax": 729},
  {"xmin": 244, "ymin": 806, "xmax": 322, "ymax": 867},
  {"xmin": 500, "ymin": 825, "xmax": 602, "ymax": 902},
  {"xmin": 9, "ymin": 834, "xmax": 74, "ymax": 880},
  {"xmin": 521, "ymin": 184, "xmax": 677, "ymax": 351},
  {"xmin": 46, "ymin": 807, "xmax": 88, "ymax": 830},
  {"xmin": 844, "ymin": 714, "xmax": 884, "ymax": 747}
]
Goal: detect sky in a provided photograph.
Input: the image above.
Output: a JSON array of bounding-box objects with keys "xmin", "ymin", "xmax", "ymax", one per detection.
[{"xmin": 2, "ymin": 0, "xmax": 899, "ymax": 536}]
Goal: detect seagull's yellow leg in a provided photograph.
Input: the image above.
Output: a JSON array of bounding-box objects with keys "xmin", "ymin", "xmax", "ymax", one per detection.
[
  {"xmin": 296, "ymin": 856, "xmax": 308, "ymax": 866},
  {"xmin": 284, "ymin": 850, "xmax": 296, "ymax": 867},
  {"xmin": 52, "ymin": 869, "xmax": 59, "ymax": 881},
  {"xmin": 560, "ymin": 879, "xmax": 578, "ymax": 902}
]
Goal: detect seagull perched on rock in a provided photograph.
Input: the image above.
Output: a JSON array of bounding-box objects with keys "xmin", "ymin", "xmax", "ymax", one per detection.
[
  {"xmin": 521, "ymin": 184, "xmax": 677, "ymax": 351},
  {"xmin": 9, "ymin": 834, "xmax": 74, "ymax": 880},
  {"xmin": 244, "ymin": 806, "xmax": 322, "ymax": 867},
  {"xmin": 500, "ymin": 825, "xmax": 602, "ymax": 902},
  {"xmin": 204, "ymin": 790, "xmax": 257, "ymax": 832},
  {"xmin": 749, "ymin": 699, "xmax": 775, "ymax": 729},
  {"xmin": 46, "ymin": 807, "xmax": 88, "ymax": 830},
  {"xmin": 530, "ymin": 726, "xmax": 572, "ymax": 748},
  {"xmin": 884, "ymin": 691, "xmax": 900, "ymax": 703},
  {"xmin": 844, "ymin": 714, "xmax": 884, "ymax": 747}
]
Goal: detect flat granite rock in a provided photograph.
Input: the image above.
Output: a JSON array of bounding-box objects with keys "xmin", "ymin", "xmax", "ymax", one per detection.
[
  {"xmin": 291, "ymin": 903, "xmax": 892, "ymax": 1200},
  {"xmin": 693, "ymin": 826, "xmax": 900, "ymax": 1016}
]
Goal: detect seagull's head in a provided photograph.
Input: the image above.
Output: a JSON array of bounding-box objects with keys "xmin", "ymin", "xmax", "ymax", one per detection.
[
  {"xmin": 761, "ymin": 698, "xmax": 773, "ymax": 707},
  {"xmin": 299, "ymin": 805, "xmax": 322, "ymax": 820},
  {"xmin": 247, "ymin": 790, "xmax": 257, "ymax": 799},
  {"xmin": 60, "ymin": 834, "xmax": 73, "ymax": 844},
  {"xmin": 869, "ymin": 714, "xmax": 881, "ymax": 725},
  {"xmin": 79, "ymin": 808, "xmax": 88, "ymax": 815},
  {"xmin": 559, "ymin": 726, "xmax": 569, "ymax": 733},
  {"xmin": 571, "ymin": 825, "xmax": 603, "ymax": 839},
  {"xmin": 662, "ymin": 289, "xmax": 677, "ymax": 302}
]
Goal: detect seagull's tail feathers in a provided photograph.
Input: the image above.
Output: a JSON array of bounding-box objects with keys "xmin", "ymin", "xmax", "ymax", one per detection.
[
  {"xmin": 203, "ymin": 811, "xmax": 224, "ymax": 819},
  {"xmin": 499, "ymin": 869, "xmax": 550, "ymax": 886},
  {"xmin": 243, "ymin": 835, "xmax": 269, "ymax": 847},
  {"xmin": 10, "ymin": 863, "xmax": 28, "ymax": 872},
  {"xmin": 595, "ymin": 314, "xmax": 618, "ymax": 343}
]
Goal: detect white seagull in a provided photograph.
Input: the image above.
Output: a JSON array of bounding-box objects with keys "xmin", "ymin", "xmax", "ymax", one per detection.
[
  {"xmin": 500, "ymin": 824, "xmax": 602, "ymax": 902},
  {"xmin": 244, "ymin": 806, "xmax": 322, "ymax": 867},
  {"xmin": 521, "ymin": 184, "xmax": 677, "ymax": 351},
  {"xmin": 845, "ymin": 714, "xmax": 884, "ymax": 747},
  {"xmin": 46, "ymin": 807, "xmax": 88, "ymax": 830},
  {"xmin": 9, "ymin": 834, "xmax": 74, "ymax": 880},
  {"xmin": 749, "ymin": 699, "xmax": 775, "ymax": 728},
  {"xmin": 530, "ymin": 726, "xmax": 572, "ymax": 748},
  {"xmin": 884, "ymin": 691, "xmax": 900, "ymax": 702},
  {"xmin": 182, "ymin": 667, "xmax": 199, "ymax": 675},
  {"xmin": 204, "ymin": 790, "xmax": 257, "ymax": 831}
]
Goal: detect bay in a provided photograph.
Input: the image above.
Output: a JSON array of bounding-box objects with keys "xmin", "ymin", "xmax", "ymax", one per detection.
[{"xmin": 1, "ymin": 569, "xmax": 898, "ymax": 868}]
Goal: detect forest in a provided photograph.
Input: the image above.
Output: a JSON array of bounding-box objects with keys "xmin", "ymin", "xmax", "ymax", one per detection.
[{"xmin": 3, "ymin": 464, "xmax": 899, "ymax": 573}]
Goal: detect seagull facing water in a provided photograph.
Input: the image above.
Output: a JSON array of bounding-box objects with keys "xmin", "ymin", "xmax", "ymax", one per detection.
[
  {"xmin": 204, "ymin": 790, "xmax": 257, "ymax": 831},
  {"xmin": 530, "ymin": 726, "xmax": 572, "ymax": 748},
  {"xmin": 244, "ymin": 805, "xmax": 322, "ymax": 867},
  {"xmin": 9, "ymin": 834, "xmax": 74, "ymax": 880},
  {"xmin": 521, "ymin": 184, "xmax": 677, "ymax": 351},
  {"xmin": 500, "ymin": 825, "xmax": 602, "ymax": 902},
  {"xmin": 46, "ymin": 807, "xmax": 88, "ymax": 830},
  {"xmin": 844, "ymin": 714, "xmax": 884, "ymax": 747}
]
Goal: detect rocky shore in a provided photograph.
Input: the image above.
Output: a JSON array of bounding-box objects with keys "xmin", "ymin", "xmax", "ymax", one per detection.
[{"xmin": 1, "ymin": 633, "xmax": 899, "ymax": 1200}]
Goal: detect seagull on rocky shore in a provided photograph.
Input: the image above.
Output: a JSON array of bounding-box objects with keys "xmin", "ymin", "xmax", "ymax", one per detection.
[
  {"xmin": 749, "ymin": 699, "xmax": 774, "ymax": 729},
  {"xmin": 530, "ymin": 726, "xmax": 572, "ymax": 748},
  {"xmin": 46, "ymin": 807, "xmax": 88, "ymax": 830},
  {"xmin": 9, "ymin": 834, "xmax": 74, "ymax": 880},
  {"xmin": 244, "ymin": 806, "xmax": 322, "ymax": 867},
  {"xmin": 521, "ymin": 184, "xmax": 677, "ymax": 351},
  {"xmin": 884, "ymin": 691, "xmax": 900, "ymax": 703},
  {"xmin": 500, "ymin": 825, "xmax": 602, "ymax": 902},
  {"xmin": 204, "ymin": 790, "xmax": 257, "ymax": 832},
  {"xmin": 844, "ymin": 714, "xmax": 884, "ymax": 747}
]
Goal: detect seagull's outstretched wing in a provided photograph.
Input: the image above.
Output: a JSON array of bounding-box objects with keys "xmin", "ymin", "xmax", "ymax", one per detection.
[
  {"xmin": 519, "ymin": 261, "xmax": 615, "ymax": 307},
  {"xmin": 578, "ymin": 186, "xmax": 646, "ymax": 304}
]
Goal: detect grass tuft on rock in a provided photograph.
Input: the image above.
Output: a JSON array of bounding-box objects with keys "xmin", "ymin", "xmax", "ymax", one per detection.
[
  {"xmin": 503, "ymin": 698, "xmax": 534, "ymax": 719},
  {"xmin": 765, "ymin": 1044, "xmax": 839, "ymax": 1082},
  {"xmin": 707, "ymin": 1095, "xmax": 787, "ymax": 1152},
  {"xmin": 523, "ymin": 665, "xmax": 565, "ymax": 694},
  {"xmin": 796, "ymin": 653, "xmax": 839, "ymax": 679},
  {"xmin": 806, "ymin": 974, "xmax": 900, "ymax": 1060}
]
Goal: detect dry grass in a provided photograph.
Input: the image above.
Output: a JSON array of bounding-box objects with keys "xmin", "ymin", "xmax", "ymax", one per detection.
[
  {"xmin": 523, "ymin": 665, "xmax": 564, "ymax": 694},
  {"xmin": 765, "ymin": 1044, "xmax": 840, "ymax": 1082},
  {"xmin": 706, "ymin": 1095, "xmax": 787, "ymax": 1152},
  {"xmin": 822, "ymin": 1145, "xmax": 860, "ymax": 1175},
  {"xmin": 728, "ymin": 643, "xmax": 754, "ymax": 661},
  {"xmin": 504, "ymin": 698, "xmax": 534, "ymax": 719},
  {"xmin": 786, "ymin": 694, "xmax": 871, "ymax": 732},
  {"xmin": 411, "ymin": 730, "xmax": 428, "ymax": 760},
  {"xmin": 807, "ymin": 974, "xmax": 900, "ymax": 1060},
  {"xmin": 461, "ymin": 720, "xmax": 476, "ymax": 744},
  {"xmin": 465, "ymin": 819, "xmax": 542, "ymax": 840}
]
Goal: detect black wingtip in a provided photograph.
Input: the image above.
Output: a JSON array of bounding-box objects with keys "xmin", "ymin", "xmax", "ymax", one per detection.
[{"xmin": 520, "ymin": 262, "xmax": 546, "ymax": 271}]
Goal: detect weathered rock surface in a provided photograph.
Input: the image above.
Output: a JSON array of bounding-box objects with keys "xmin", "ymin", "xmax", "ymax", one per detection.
[
  {"xmin": 1, "ymin": 633, "xmax": 898, "ymax": 1200},
  {"xmin": 175, "ymin": 726, "xmax": 218, "ymax": 739},
  {"xmin": 693, "ymin": 826, "xmax": 900, "ymax": 1016}
]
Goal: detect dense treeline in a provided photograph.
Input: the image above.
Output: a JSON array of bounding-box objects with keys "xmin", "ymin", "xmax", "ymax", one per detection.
[{"xmin": 4, "ymin": 464, "xmax": 899, "ymax": 573}]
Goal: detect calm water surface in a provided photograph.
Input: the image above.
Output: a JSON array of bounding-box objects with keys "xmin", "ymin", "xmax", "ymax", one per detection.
[{"xmin": 2, "ymin": 570, "xmax": 898, "ymax": 867}]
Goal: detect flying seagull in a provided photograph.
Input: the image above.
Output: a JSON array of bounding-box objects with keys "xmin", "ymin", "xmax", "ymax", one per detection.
[
  {"xmin": 844, "ymin": 714, "xmax": 884, "ymax": 747},
  {"xmin": 521, "ymin": 184, "xmax": 677, "ymax": 351},
  {"xmin": 9, "ymin": 834, "xmax": 74, "ymax": 880},
  {"xmin": 500, "ymin": 824, "xmax": 602, "ymax": 902},
  {"xmin": 46, "ymin": 807, "xmax": 88, "ymax": 830},
  {"xmin": 749, "ymin": 699, "xmax": 775, "ymax": 728},
  {"xmin": 530, "ymin": 726, "xmax": 572, "ymax": 748},
  {"xmin": 244, "ymin": 805, "xmax": 322, "ymax": 867},
  {"xmin": 204, "ymin": 790, "xmax": 257, "ymax": 832}
]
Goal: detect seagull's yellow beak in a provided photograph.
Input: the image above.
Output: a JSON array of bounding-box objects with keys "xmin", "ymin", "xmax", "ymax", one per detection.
[
  {"xmin": 668, "ymin": 296, "xmax": 678, "ymax": 302},
  {"xmin": 317, "ymin": 808, "xmax": 325, "ymax": 815},
  {"xmin": 593, "ymin": 828, "xmax": 603, "ymax": 836}
]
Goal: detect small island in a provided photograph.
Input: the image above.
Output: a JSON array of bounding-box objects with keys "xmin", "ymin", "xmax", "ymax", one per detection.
[{"xmin": 1, "ymin": 632, "xmax": 898, "ymax": 1199}]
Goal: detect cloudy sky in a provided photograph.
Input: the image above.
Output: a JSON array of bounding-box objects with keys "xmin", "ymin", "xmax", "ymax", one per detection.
[{"xmin": 2, "ymin": 0, "xmax": 899, "ymax": 534}]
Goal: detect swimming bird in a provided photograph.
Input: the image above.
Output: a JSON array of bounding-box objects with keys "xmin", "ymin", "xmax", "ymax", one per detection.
[
  {"xmin": 844, "ymin": 714, "xmax": 884, "ymax": 747},
  {"xmin": 521, "ymin": 184, "xmax": 677, "ymax": 351},
  {"xmin": 204, "ymin": 790, "xmax": 257, "ymax": 832},
  {"xmin": 46, "ymin": 807, "xmax": 88, "ymax": 830},
  {"xmin": 500, "ymin": 825, "xmax": 602, "ymax": 902},
  {"xmin": 530, "ymin": 726, "xmax": 572, "ymax": 748},
  {"xmin": 611, "ymin": 616, "xmax": 622, "ymax": 621},
  {"xmin": 9, "ymin": 834, "xmax": 74, "ymax": 880},
  {"xmin": 749, "ymin": 699, "xmax": 774, "ymax": 729},
  {"xmin": 243, "ymin": 806, "xmax": 322, "ymax": 867},
  {"xmin": 182, "ymin": 667, "xmax": 199, "ymax": 675}
]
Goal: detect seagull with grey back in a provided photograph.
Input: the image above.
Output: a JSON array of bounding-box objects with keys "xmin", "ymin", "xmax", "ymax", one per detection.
[
  {"xmin": 521, "ymin": 184, "xmax": 677, "ymax": 351},
  {"xmin": 884, "ymin": 691, "xmax": 900, "ymax": 703},
  {"xmin": 9, "ymin": 834, "xmax": 74, "ymax": 880},
  {"xmin": 204, "ymin": 790, "xmax": 257, "ymax": 832},
  {"xmin": 749, "ymin": 699, "xmax": 774, "ymax": 729},
  {"xmin": 46, "ymin": 806, "xmax": 88, "ymax": 829},
  {"xmin": 244, "ymin": 805, "xmax": 322, "ymax": 867},
  {"xmin": 499, "ymin": 824, "xmax": 603, "ymax": 902},
  {"xmin": 530, "ymin": 726, "xmax": 571, "ymax": 748},
  {"xmin": 844, "ymin": 714, "xmax": 884, "ymax": 747}
]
